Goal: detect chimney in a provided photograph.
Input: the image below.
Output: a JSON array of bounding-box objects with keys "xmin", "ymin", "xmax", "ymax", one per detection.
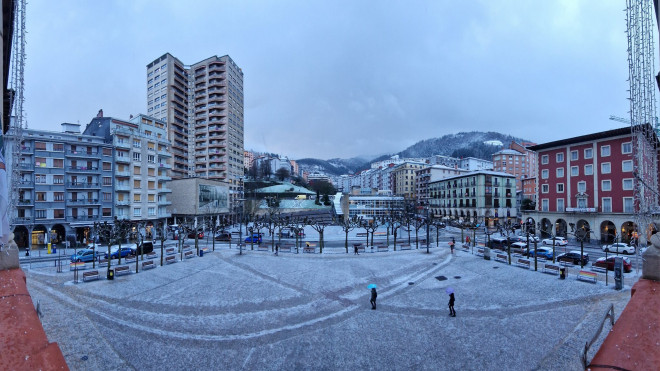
[{"xmin": 97, "ymin": 109, "xmax": 103, "ymax": 118}]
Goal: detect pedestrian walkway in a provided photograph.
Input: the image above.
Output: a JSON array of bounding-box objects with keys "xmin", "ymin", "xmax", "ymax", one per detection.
[{"xmin": 24, "ymin": 244, "xmax": 633, "ymax": 370}]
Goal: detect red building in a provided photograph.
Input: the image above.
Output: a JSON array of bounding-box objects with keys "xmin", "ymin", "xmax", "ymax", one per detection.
[{"xmin": 524, "ymin": 127, "xmax": 657, "ymax": 244}]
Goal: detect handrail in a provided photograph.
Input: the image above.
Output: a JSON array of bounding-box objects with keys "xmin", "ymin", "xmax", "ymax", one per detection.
[{"xmin": 582, "ymin": 303, "xmax": 615, "ymax": 368}]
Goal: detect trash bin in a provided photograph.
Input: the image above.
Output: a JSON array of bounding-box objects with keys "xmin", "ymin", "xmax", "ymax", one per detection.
[
  {"xmin": 559, "ymin": 267, "xmax": 566, "ymax": 280},
  {"xmin": 107, "ymin": 269, "xmax": 114, "ymax": 280},
  {"xmin": 199, "ymin": 249, "xmax": 204, "ymax": 257},
  {"xmin": 52, "ymin": 246, "xmax": 57, "ymax": 254}
]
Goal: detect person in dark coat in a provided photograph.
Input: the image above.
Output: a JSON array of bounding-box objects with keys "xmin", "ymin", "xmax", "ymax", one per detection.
[
  {"xmin": 370, "ymin": 288, "xmax": 377, "ymax": 309},
  {"xmin": 450, "ymin": 237, "xmax": 455, "ymax": 254},
  {"xmin": 448, "ymin": 292, "xmax": 456, "ymax": 317}
]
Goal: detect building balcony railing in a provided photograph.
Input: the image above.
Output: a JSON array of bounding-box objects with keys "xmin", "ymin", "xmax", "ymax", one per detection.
[
  {"xmin": 115, "ymin": 141, "xmax": 131, "ymax": 149},
  {"xmin": 115, "ymin": 184, "xmax": 131, "ymax": 191},
  {"xmin": 158, "ymin": 162, "xmax": 172, "ymax": 169},
  {"xmin": 115, "ymin": 155, "xmax": 130, "ymax": 163},
  {"xmin": 158, "ymin": 188, "xmax": 172, "ymax": 193},
  {"xmin": 19, "ymin": 163, "xmax": 34, "ymax": 171},
  {"xmin": 13, "ymin": 216, "xmax": 32, "ymax": 224},
  {"xmin": 67, "ymin": 199, "xmax": 100, "ymax": 205},
  {"xmin": 66, "ymin": 182, "xmax": 100, "ymax": 189},
  {"xmin": 65, "ymin": 166, "xmax": 99, "ymax": 173},
  {"xmin": 158, "ymin": 200, "xmax": 172, "ymax": 206},
  {"xmin": 116, "ymin": 200, "xmax": 130, "ymax": 206},
  {"xmin": 158, "ymin": 212, "xmax": 172, "ymax": 218},
  {"xmin": 158, "ymin": 150, "xmax": 172, "ymax": 158},
  {"xmin": 115, "ymin": 171, "xmax": 131, "ymax": 177},
  {"xmin": 67, "ymin": 215, "xmax": 100, "ymax": 222}
]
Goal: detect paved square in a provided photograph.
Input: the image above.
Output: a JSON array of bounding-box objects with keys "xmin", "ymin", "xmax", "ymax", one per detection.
[{"xmin": 25, "ymin": 245, "xmax": 634, "ymax": 370}]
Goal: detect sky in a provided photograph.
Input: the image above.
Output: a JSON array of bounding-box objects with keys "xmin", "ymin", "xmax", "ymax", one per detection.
[{"xmin": 24, "ymin": 0, "xmax": 638, "ymax": 160}]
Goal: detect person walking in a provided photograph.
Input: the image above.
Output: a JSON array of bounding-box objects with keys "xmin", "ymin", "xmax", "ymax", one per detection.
[
  {"xmin": 354, "ymin": 244, "xmax": 359, "ymax": 255},
  {"xmin": 448, "ymin": 292, "xmax": 456, "ymax": 317},
  {"xmin": 370, "ymin": 288, "xmax": 377, "ymax": 309},
  {"xmin": 450, "ymin": 237, "xmax": 455, "ymax": 254}
]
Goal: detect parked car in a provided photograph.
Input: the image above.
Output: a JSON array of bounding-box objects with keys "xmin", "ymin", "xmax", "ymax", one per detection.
[
  {"xmin": 133, "ymin": 242, "xmax": 154, "ymax": 255},
  {"xmin": 215, "ymin": 231, "xmax": 232, "ymax": 241},
  {"xmin": 520, "ymin": 235, "xmax": 541, "ymax": 243},
  {"xmin": 526, "ymin": 247, "xmax": 554, "ymax": 260},
  {"xmin": 542, "ymin": 237, "xmax": 568, "ymax": 246},
  {"xmin": 70, "ymin": 248, "xmax": 98, "ymax": 263},
  {"xmin": 557, "ymin": 250, "xmax": 589, "ymax": 265},
  {"xmin": 244, "ymin": 233, "xmax": 262, "ymax": 244},
  {"xmin": 601, "ymin": 242, "xmax": 635, "ymax": 255},
  {"xmin": 104, "ymin": 246, "xmax": 135, "ymax": 260},
  {"xmin": 593, "ymin": 256, "xmax": 632, "ymax": 273},
  {"xmin": 188, "ymin": 230, "xmax": 204, "ymax": 239},
  {"xmin": 507, "ymin": 235, "xmax": 525, "ymax": 244},
  {"xmin": 510, "ymin": 241, "xmax": 528, "ymax": 253},
  {"xmin": 488, "ymin": 236, "xmax": 508, "ymax": 250}
]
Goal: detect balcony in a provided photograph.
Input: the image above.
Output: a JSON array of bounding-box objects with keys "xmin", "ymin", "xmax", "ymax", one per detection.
[
  {"xmin": 158, "ymin": 175, "xmax": 172, "ymax": 182},
  {"xmin": 17, "ymin": 199, "xmax": 33, "ymax": 207},
  {"xmin": 158, "ymin": 212, "xmax": 172, "ymax": 218},
  {"xmin": 67, "ymin": 215, "xmax": 100, "ymax": 222},
  {"xmin": 66, "ymin": 182, "xmax": 100, "ymax": 189},
  {"xmin": 18, "ymin": 180, "xmax": 33, "ymax": 188},
  {"xmin": 13, "ymin": 216, "xmax": 32, "ymax": 224},
  {"xmin": 115, "ymin": 155, "xmax": 130, "ymax": 163},
  {"xmin": 19, "ymin": 163, "xmax": 34, "ymax": 171},
  {"xmin": 66, "ymin": 150, "xmax": 101, "ymax": 158},
  {"xmin": 67, "ymin": 199, "xmax": 100, "ymax": 205},
  {"xmin": 158, "ymin": 199, "xmax": 172, "ymax": 206},
  {"xmin": 115, "ymin": 171, "xmax": 131, "ymax": 178},
  {"xmin": 116, "ymin": 200, "xmax": 130, "ymax": 206},
  {"xmin": 158, "ymin": 162, "xmax": 172, "ymax": 169},
  {"xmin": 115, "ymin": 141, "xmax": 130, "ymax": 149},
  {"xmin": 158, "ymin": 150, "xmax": 171, "ymax": 158},
  {"xmin": 115, "ymin": 184, "xmax": 130, "ymax": 192},
  {"xmin": 65, "ymin": 166, "xmax": 99, "ymax": 173},
  {"xmin": 158, "ymin": 187, "xmax": 172, "ymax": 193}
]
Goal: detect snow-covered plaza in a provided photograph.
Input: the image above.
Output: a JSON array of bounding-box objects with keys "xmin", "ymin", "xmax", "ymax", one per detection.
[{"xmin": 24, "ymin": 229, "xmax": 636, "ymax": 370}]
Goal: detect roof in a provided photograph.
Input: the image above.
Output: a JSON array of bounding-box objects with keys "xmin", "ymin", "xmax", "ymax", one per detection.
[
  {"xmin": 493, "ymin": 149, "xmax": 523, "ymax": 156},
  {"xmin": 527, "ymin": 125, "xmax": 658, "ymax": 151},
  {"xmin": 430, "ymin": 170, "xmax": 516, "ymax": 183},
  {"xmin": 254, "ymin": 183, "xmax": 315, "ymax": 195}
]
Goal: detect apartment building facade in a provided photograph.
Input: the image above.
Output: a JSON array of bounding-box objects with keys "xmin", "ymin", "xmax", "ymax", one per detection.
[
  {"xmin": 391, "ymin": 161, "xmax": 426, "ymax": 200},
  {"xmin": 84, "ymin": 113, "xmax": 172, "ymax": 229},
  {"xmin": 524, "ymin": 127, "xmax": 650, "ymax": 244},
  {"xmin": 415, "ymin": 165, "xmax": 468, "ymax": 207},
  {"xmin": 146, "ymin": 53, "xmax": 244, "ymax": 205},
  {"xmin": 428, "ymin": 170, "xmax": 517, "ymax": 227},
  {"xmin": 492, "ymin": 141, "xmax": 538, "ymax": 191},
  {"xmin": 5, "ymin": 124, "xmax": 114, "ymax": 248}
]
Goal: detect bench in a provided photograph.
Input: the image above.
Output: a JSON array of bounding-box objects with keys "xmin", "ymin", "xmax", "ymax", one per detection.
[
  {"xmin": 258, "ymin": 245, "xmax": 270, "ymax": 252},
  {"xmin": 356, "ymin": 233, "xmax": 368, "ymax": 237},
  {"xmin": 374, "ymin": 232, "xmax": 386, "ymax": 236},
  {"xmin": 543, "ymin": 264, "xmax": 560, "ymax": 275},
  {"xmin": 165, "ymin": 248, "xmax": 176, "ymax": 256},
  {"xmin": 516, "ymin": 258, "xmax": 531, "ymax": 269},
  {"xmin": 184, "ymin": 250, "xmax": 194, "ymax": 259},
  {"xmin": 400, "ymin": 244, "xmax": 411, "ymax": 250},
  {"xmin": 115, "ymin": 265, "xmax": 131, "ymax": 276},
  {"xmin": 476, "ymin": 248, "xmax": 484, "ymax": 257},
  {"xmin": 83, "ymin": 270, "xmax": 100, "ymax": 282},
  {"xmin": 69, "ymin": 262, "xmax": 86, "ymax": 271},
  {"xmin": 377, "ymin": 245, "xmax": 388, "ymax": 252},
  {"xmin": 142, "ymin": 260, "xmax": 156, "ymax": 270},
  {"xmin": 146, "ymin": 252, "xmax": 157, "ymax": 259},
  {"xmin": 280, "ymin": 245, "xmax": 293, "ymax": 253},
  {"xmin": 125, "ymin": 256, "xmax": 136, "ymax": 263},
  {"xmin": 165, "ymin": 255, "xmax": 177, "ymax": 264},
  {"xmin": 303, "ymin": 246, "xmax": 315, "ymax": 253},
  {"xmin": 577, "ymin": 270, "xmax": 597, "ymax": 283},
  {"xmin": 495, "ymin": 253, "xmax": 508, "ymax": 263},
  {"xmin": 98, "ymin": 258, "xmax": 109, "ymax": 267}
]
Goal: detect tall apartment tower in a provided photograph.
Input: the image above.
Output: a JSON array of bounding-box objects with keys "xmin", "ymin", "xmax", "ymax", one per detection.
[{"xmin": 146, "ymin": 53, "xmax": 244, "ymax": 203}]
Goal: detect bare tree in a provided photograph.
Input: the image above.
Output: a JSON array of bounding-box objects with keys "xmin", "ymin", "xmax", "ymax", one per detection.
[
  {"xmin": 307, "ymin": 218, "xmax": 329, "ymax": 253},
  {"xmin": 338, "ymin": 215, "xmax": 360, "ymax": 253}
]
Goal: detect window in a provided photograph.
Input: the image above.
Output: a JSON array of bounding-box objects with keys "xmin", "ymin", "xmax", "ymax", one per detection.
[
  {"xmin": 148, "ymin": 207, "xmax": 156, "ymax": 216},
  {"xmin": 53, "ymin": 175, "xmax": 64, "ymax": 184},
  {"xmin": 623, "ymin": 197, "xmax": 634, "ymax": 213},
  {"xmin": 623, "ymin": 178, "xmax": 633, "ymax": 190},
  {"xmin": 103, "ymin": 192, "xmax": 112, "ymax": 202},
  {"xmin": 541, "ymin": 155, "xmax": 549, "ymax": 164},
  {"xmin": 622, "ymin": 142, "xmax": 632, "ymax": 154},
  {"xmin": 103, "ymin": 162, "xmax": 111, "ymax": 171},
  {"xmin": 571, "ymin": 166, "xmax": 579, "ymax": 176},
  {"xmin": 584, "ymin": 164, "xmax": 593, "ymax": 175},
  {"xmin": 601, "ymin": 145, "xmax": 610, "ymax": 157},
  {"xmin": 134, "ymin": 180, "xmax": 141, "ymax": 189},
  {"xmin": 133, "ymin": 152, "xmax": 141, "ymax": 161},
  {"xmin": 541, "ymin": 199, "xmax": 549, "ymax": 212},
  {"xmin": 148, "ymin": 168, "xmax": 155, "ymax": 176},
  {"xmin": 577, "ymin": 181, "xmax": 586, "ymax": 193},
  {"xmin": 556, "ymin": 153, "xmax": 564, "ymax": 162},
  {"xmin": 35, "ymin": 141, "xmax": 47, "ymax": 150},
  {"xmin": 584, "ymin": 148, "xmax": 593, "ymax": 159},
  {"xmin": 557, "ymin": 183, "xmax": 564, "ymax": 193},
  {"xmin": 622, "ymin": 160, "xmax": 633, "ymax": 172},
  {"xmin": 133, "ymin": 140, "xmax": 141, "ymax": 148},
  {"xmin": 601, "ymin": 162, "xmax": 611, "ymax": 174},
  {"xmin": 556, "ymin": 168, "xmax": 564, "ymax": 177},
  {"xmin": 602, "ymin": 180, "xmax": 611, "ymax": 191},
  {"xmin": 103, "ymin": 148, "xmax": 112, "ymax": 156},
  {"xmin": 134, "ymin": 194, "xmax": 141, "ymax": 202},
  {"xmin": 147, "ymin": 155, "xmax": 155, "ymax": 164},
  {"xmin": 541, "ymin": 169, "xmax": 549, "ymax": 179},
  {"xmin": 35, "ymin": 174, "xmax": 46, "ymax": 184},
  {"xmin": 53, "ymin": 159, "xmax": 63, "ymax": 168},
  {"xmin": 54, "ymin": 192, "xmax": 64, "ymax": 201},
  {"xmin": 35, "ymin": 210, "xmax": 46, "ymax": 219},
  {"xmin": 602, "ymin": 198, "xmax": 612, "ymax": 213},
  {"xmin": 35, "ymin": 157, "xmax": 46, "ymax": 167},
  {"xmin": 103, "ymin": 208, "xmax": 112, "ymax": 217},
  {"xmin": 148, "ymin": 194, "xmax": 155, "ymax": 203},
  {"xmin": 571, "ymin": 150, "xmax": 578, "ymax": 161},
  {"xmin": 134, "ymin": 166, "xmax": 141, "ymax": 175},
  {"xmin": 54, "ymin": 209, "xmax": 65, "ymax": 219},
  {"xmin": 557, "ymin": 199, "xmax": 565, "ymax": 212},
  {"xmin": 53, "ymin": 143, "xmax": 64, "ymax": 151},
  {"xmin": 542, "ymin": 184, "xmax": 549, "ymax": 193},
  {"xmin": 577, "ymin": 198, "xmax": 587, "ymax": 208},
  {"xmin": 35, "ymin": 192, "xmax": 46, "ymax": 201},
  {"xmin": 133, "ymin": 208, "xmax": 142, "ymax": 217}
]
